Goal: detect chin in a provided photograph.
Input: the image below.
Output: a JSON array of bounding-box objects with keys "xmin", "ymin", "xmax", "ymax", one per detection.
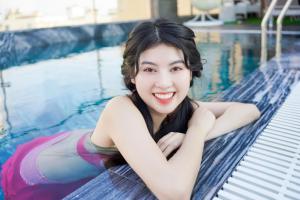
[{"xmin": 152, "ymin": 105, "xmax": 178, "ymax": 116}]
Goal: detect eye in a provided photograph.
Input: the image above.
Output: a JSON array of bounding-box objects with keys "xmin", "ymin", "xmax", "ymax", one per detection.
[
  {"xmin": 143, "ymin": 67, "xmax": 156, "ymax": 72},
  {"xmin": 171, "ymin": 66, "xmax": 183, "ymax": 72}
]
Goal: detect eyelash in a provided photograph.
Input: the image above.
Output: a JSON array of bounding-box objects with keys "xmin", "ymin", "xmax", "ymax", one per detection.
[
  {"xmin": 143, "ymin": 67, "xmax": 156, "ymax": 72},
  {"xmin": 142, "ymin": 66, "xmax": 184, "ymax": 73},
  {"xmin": 171, "ymin": 66, "xmax": 183, "ymax": 72}
]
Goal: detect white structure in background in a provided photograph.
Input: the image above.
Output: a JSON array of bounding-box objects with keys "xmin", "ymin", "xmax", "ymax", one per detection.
[
  {"xmin": 96, "ymin": 0, "xmax": 118, "ymax": 16},
  {"xmin": 219, "ymin": 0, "xmax": 261, "ymax": 22},
  {"xmin": 234, "ymin": 0, "xmax": 261, "ymax": 19},
  {"xmin": 220, "ymin": 0, "xmax": 236, "ymax": 22},
  {"xmin": 67, "ymin": 5, "xmax": 86, "ymax": 19},
  {"xmin": 272, "ymin": 0, "xmax": 300, "ymax": 17},
  {"xmin": 184, "ymin": 0, "xmax": 223, "ymax": 27},
  {"xmin": 0, "ymin": 10, "xmax": 4, "ymax": 21}
]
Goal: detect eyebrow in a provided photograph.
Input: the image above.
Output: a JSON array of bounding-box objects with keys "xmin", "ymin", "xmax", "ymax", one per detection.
[{"xmin": 140, "ymin": 60, "xmax": 185, "ymax": 66}]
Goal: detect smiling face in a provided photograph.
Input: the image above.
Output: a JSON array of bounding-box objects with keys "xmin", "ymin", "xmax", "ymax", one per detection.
[{"xmin": 132, "ymin": 43, "xmax": 191, "ymax": 121}]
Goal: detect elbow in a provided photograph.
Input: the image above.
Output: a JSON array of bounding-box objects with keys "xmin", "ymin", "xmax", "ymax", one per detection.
[
  {"xmin": 153, "ymin": 178, "xmax": 192, "ymax": 200},
  {"xmin": 252, "ymin": 104, "xmax": 261, "ymax": 120},
  {"xmin": 247, "ymin": 104, "xmax": 261, "ymax": 120},
  {"xmin": 156, "ymin": 186, "xmax": 191, "ymax": 200}
]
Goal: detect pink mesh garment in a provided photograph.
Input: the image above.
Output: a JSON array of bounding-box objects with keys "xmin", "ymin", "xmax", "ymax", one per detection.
[{"xmin": 1, "ymin": 130, "xmax": 118, "ymax": 200}]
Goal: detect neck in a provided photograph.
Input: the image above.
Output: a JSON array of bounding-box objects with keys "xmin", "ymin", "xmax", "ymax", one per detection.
[{"xmin": 149, "ymin": 110, "xmax": 167, "ymax": 134}]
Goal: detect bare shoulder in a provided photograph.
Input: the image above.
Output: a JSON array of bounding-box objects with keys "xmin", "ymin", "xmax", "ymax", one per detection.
[
  {"xmin": 106, "ymin": 95, "xmax": 133, "ymax": 109},
  {"xmin": 97, "ymin": 95, "xmax": 147, "ymax": 134},
  {"xmin": 104, "ymin": 95, "xmax": 142, "ymax": 118},
  {"xmin": 91, "ymin": 95, "xmax": 143, "ymax": 147}
]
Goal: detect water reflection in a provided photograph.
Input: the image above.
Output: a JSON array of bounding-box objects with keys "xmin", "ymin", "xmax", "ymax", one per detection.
[
  {"xmin": 190, "ymin": 32, "xmax": 260, "ymax": 100},
  {"xmin": 0, "ymin": 45, "xmax": 126, "ymax": 167}
]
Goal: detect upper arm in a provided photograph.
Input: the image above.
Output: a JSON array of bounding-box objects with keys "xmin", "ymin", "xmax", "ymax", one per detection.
[
  {"xmin": 198, "ymin": 101, "xmax": 260, "ymax": 140},
  {"xmin": 197, "ymin": 101, "xmax": 236, "ymax": 118},
  {"xmin": 198, "ymin": 101, "xmax": 260, "ymax": 119},
  {"xmin": 94, "ymin": 96, "xmax": 173, "ymax": 196}
]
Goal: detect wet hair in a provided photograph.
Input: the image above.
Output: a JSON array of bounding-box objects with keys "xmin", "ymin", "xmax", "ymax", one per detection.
[{"xmin": 105, "ymin": 19, "xmax": 203, "ymax": 167}]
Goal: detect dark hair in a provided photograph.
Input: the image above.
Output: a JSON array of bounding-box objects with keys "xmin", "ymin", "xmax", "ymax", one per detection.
[
  {"xmin": 122, "ymin": 19, "xmax": 202, "ymax": 91},
  {"xmin": 106, "ymin": 19, "xmax": 203, "ymax": 167}
]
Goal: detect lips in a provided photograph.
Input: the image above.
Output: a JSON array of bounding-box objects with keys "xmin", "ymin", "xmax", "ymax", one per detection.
[{"xmin": 153, "ymin": 92, "xmax": 175, "ymax": 105}]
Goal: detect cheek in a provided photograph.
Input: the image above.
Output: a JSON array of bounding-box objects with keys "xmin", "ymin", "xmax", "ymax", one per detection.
[
  {"xmin": 134, "ymin": 75, "xmax": 151, "ymax": 91},
  {"xmin": 178, "ymin": 73, "xmax": 191, "ymax": 86},
  {"xmin": 177, "ymin": 75, "xmax": 191, "ymax": 95}
]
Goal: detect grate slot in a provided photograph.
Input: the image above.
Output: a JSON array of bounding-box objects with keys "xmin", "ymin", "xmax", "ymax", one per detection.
[
  {"xmin": 280, "ymin": 105, "xmax": 300, "ymax": 111},
  {"xmin": 268, "ymin": 121, "xmax": 300, "ymax": 133},
  {"xmin": 272, "ymin": 114, "xmax": 300, "ymax": 123},
  {"xmin": 284, "ymin": 194, "xmax": 300, "ymax": 200},
  {"xmin": 226, "ymin": 177, "xmax": 277, "ymax": 199},
  {"xmin": 287, "ymin": 185, "xmax": 300, "ymax": 194},
  {"xmin": 267, "ymin": 124, "xmax": 300, "ymax": 135},
  {"xmin": 252, "ymin": 143, "xmax": 294, "ymax": 159},
  {"xmin": 236, "ymin": 164, "xmax": 284, "ymax": 184},
  {"xmin": 250, "ymin": 146, "xmax": 292, "ymax": 163},
  {"xmin": 255, "ymin": 139, "xmax": 297, "ymax": 154},
  {"xmin": 243, "ymin": 156, "xmax": 289, "ymax": 174},
  {"xmin": 285, "ymin": 187, "xmax": 300, "ymax": 199},
  {"xmin": 265, "ymin": 126, "xmax": 300, "ymax": 139},
  {"xmin": 290, "ymin": 178, "xmax": 300, "ymax": 186},
  {"xmin": 260, "ymin": 133, "xmax": 299, "ymax": 146},
  {"xmin": 239, "ymin": 163, "xmax": 286, "ymax": 180},
  {"xmin": 272, "ymin": 115, "xmax": 300, "ymax": 124},
  {"xmin": 263, "ymin": 129, "xmax": 300, "ymax": 143},
  {"xmin": 271, "ymin": 118, "xmax": 300, "ymax": 129},
  {"xmin": 217, "ymin": 188, "xmax": 255, "ymax": 200},
  {"xmin": 247, "ymin": 150, "xmax": 290, "ymax": 168},
  {"xmin": 258, "ymin": 135, "xmax": 299, "ymax": 149},
  {"xmin": 222, "ymin": 182, "xmax": 271, "ymax": 200},
  {"xmin": 277, "ymin": 109, "xmax": 300, "ymax": 116},
  {"xmin": 231, "ymin": 170, "xmax": 280, "ymax": 193}
]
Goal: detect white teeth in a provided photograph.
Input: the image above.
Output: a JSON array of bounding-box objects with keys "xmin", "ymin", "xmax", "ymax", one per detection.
[{"xmin": 154, "ymin": 93, "xmax": 174, "ymax": 99}]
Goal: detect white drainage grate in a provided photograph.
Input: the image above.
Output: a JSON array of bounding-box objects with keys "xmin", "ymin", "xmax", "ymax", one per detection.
[{"xmin": 214, "ymin": 82, "xmax": 300, "ymax": 200}]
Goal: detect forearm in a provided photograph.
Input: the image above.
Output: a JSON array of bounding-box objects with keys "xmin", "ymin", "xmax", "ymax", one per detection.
[
  {"xmin": 166, "ymin": 109, "xmax": 215, "ymax": 196},
  {"xmin": 169, "ymin": 126, "xmax": 206, "ymax": 168},
  {"xmin": 206, "ymin": 103, "xmax": 260, "ymax": 141},
  {"xmin": 168, "ymin": 126, "xmax": 206, "ymax": 188}
]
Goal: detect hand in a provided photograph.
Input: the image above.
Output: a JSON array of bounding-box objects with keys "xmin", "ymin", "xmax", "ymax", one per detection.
[
  {"xmin": 188, "ymin": 106, "xmax": 216, "ymax": 135},
  {"xmin": 157, "ymin": 132, "xmax": 185, "ymax": 158}
]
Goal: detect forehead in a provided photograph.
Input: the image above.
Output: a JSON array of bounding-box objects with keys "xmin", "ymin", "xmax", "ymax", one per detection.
[{"xmin": 139, "ymin": 43, "xmax": 184, "ymax": 63}]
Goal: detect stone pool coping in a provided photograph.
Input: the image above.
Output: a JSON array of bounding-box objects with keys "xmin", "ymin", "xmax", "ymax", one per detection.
[{"xmin": 64, "ymin": 50, "xmax": 300, "ymax": 200}]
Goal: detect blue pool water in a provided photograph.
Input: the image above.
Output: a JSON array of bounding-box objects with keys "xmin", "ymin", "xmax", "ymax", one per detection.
[{"xmin": 0, "ymin": 30, "xmax": 299, "ymax": 198}]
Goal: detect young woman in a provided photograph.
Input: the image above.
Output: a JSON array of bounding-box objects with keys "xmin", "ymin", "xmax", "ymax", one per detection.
[{"xmin": 1, "ymin": 19, "xmax": 260, "ymax": 200}]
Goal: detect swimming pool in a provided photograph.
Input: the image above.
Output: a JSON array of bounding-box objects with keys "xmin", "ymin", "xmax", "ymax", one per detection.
[{"xmin": 0, "ymin": 30, "xmax": 299, "ymax": 198}]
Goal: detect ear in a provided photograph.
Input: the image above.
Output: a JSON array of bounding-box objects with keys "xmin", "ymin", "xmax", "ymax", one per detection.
[
  {"xmin": 131, "ymin": 78, "xmax": 135, "ymax": 84},
  {"xmin": 190, "ymin": 71, "xmax": 192, "ymax": 81}
]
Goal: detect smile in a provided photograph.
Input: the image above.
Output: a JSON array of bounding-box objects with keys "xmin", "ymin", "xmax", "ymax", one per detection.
[{"xmin": 153, "ymin": 92, "xmax": 175, "ymax": 104}]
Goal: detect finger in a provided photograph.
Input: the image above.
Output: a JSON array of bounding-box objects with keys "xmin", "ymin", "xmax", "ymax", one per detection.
[
  {"xmin": 158, "ymin": 133, "xmax": 177, "ymax": 151},
  {"xmin": 160, "ymin": 134, "xmax": 182, "ymax": 152},
  {"xmin": 157, "ymin": 132, "xmax": 175, "ymax": 147},
  {"xmin": 163, "ymin": 143, "xmax": 179, "ymax": 157},
  {"xmin": 157, "ymin": 132, "xmax": 175, "ymax": 146},
  {"xmin": 161, "ymin": 133, "xmax": 185, "ymax": 152}
]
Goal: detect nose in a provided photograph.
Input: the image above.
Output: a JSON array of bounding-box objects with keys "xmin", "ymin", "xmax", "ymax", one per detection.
[{"xmin": 154, "ymin": 71, "xmax": 173, "ymax": 89}]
